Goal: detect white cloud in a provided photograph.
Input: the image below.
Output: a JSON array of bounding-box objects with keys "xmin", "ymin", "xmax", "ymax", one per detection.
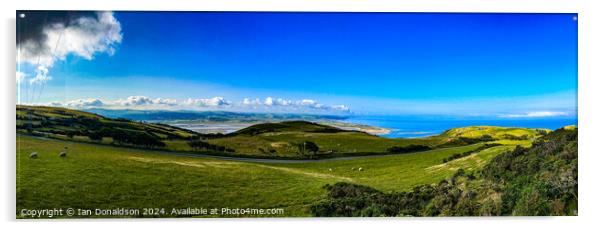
[
  {"xmin": 275, "ymin": 98, "xmax": 293, "ymax": 106},
  {"xmin": 183, "ymin": 97, "xmax": 231, "ymax": 107},
  {"xmin": 262, "ymin": 97, "xmax": 293, "ymax": 106},
  {"xmin": 152, "ymin": 98, "xmax": 178, "ymax": 106},
  {"xmin": 18, "ymin": 12, "xmax": 122, "ymax": 67},
  {"xmin": 116, "ymin": 96, "xmax": 154, "ymax": 106},
  {"xmin": 499, "ymin": 111, "xmax": 570, "ymax": 118},
  {"xmin": 332, "ymin": 105, "xmax": 350, "ymax": 111},
  {"xmin": 42, "ymin": 95, "xmax": 351, "ymax": 114},
  {"xmin": 64, "ymin": 98, "xmax": 105, "ymax": 108},
  {"xmin": 240, "ymin": 97, "xmax": 350, "ymax": 113},
  {"xmin": 299, "ymin": 99, "xmax": 321, "ymax": 108},
  {"xmin": 17, "ymin": 12, "xmax": 122, "ymax": 104},
  {"xmin": 264, "ymin": 97, "xmax": 274, "ymax": 106},
  {"xmin": 242, "ymin": 98, "xmax": 262, "ymax": 106},
  {"xmin": 28, "ymin": 65, "xmax": 52, "ymax": 85},
  {"xmin": 16, "ymin": 71, "xmax": 27, "ymax": 84}
]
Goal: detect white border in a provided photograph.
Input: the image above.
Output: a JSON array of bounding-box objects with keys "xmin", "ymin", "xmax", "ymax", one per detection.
[{"xmin": 2, "ymin": 0, "xmax": 601, "ymax": 230}]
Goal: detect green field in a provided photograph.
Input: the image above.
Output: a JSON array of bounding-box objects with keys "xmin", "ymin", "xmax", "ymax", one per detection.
[
  {"xmin": 17, "ymin": 105, "xmax": 547, "ymax": 159},
  {"xmin": 17, "ymin": 105, "xmax": 559, "ymax": 218},
  {"xmin": 16, "ymin": 134, "xmax": 515, "ymax": 218}
]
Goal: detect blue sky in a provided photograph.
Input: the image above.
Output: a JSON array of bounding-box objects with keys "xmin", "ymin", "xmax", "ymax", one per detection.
[{"xmin": 17, "ymin": 12, "xmax": 578, "ymax": 117}]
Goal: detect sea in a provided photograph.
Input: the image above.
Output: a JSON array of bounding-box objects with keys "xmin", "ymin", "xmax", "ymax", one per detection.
[{"xmin": 342, "ymin": 115, "xmax": 578, "ymax": 138}]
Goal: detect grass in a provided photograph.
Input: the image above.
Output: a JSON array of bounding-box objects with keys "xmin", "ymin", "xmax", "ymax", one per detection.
[
  {"xmin": 17, "ymin": 135, "xmax": 517, "ymax": 218},
  {"xmin": 267, "ymin": 144, "xmax": 514, "ymax": 192},
  {"xmin": 440, "ymin": 126, "xmax": 547, "ymax": 139},
  {"xmin": 18, "ymin": 106, "xmax": 548, "ymax": 159},
  {"xmin": 208, "ymin": 131, "xmax": 437, "ymax": 157},
  {"xmin": 17, "ymin": 105, "xmax": 199, "ymax": 140},
  {"xmin": 17, "ymin": 136, "xmax": 326, "ymax": 217}
]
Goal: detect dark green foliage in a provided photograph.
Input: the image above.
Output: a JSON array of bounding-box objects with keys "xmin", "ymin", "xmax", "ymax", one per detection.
[
  {"xmin": 188, "ymin": 140, "xmax": 227, "ymax": 152},
  {"xmin": 200, "ymin": 133, "xmax": 227, "ymax": 139},
  {"xmin": 481, "ymin": 127, "xmax": 577, "ymax": 216},
  {"xmin": 535, "ymin": 129, "xmax": 549, "ymax": 136},
  {"xmin": 87, "ymin": 131, "xmax": 104, "ymax": 141},
  {"xmin": 298, "ymin": 141, "xmax": 320, "ymax": 158},
  {"xmin": 109, "ymin": 129, "xmax": 166, "ymax": 148},
  {"xmin": 501, "ymin": 134, "xmax": 529, "ymax": 140},
  {"xmin": 387, "ymin": 145, "xmax": 431, "ymax": 154},
  {"xmin": 439, "ymin": 135, "xmax": 496, "ymax": 147},
  {"xmin": 310, "ymin": 183, "xmax": 402, "ymax": 217},
  {"xmin": 311, "ymin": 128, "xmax": 577, "ymax": 217},
  {"xmin": 65, "ymin": 131, "xmax": 76, "ymax": 139}
]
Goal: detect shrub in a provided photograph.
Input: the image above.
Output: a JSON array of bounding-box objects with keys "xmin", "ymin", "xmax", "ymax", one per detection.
[{"xmin": 387, "ymin": 145, "xmax": 431, "ymax": 154}]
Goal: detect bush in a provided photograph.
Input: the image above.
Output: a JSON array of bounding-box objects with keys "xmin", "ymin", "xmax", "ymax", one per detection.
[
  {"xmin": 88, "ymin": 131, "xmax": 104, "ymax": 141},
  {"xmin": 311, "ymin": 128, "xmax": 578, "ymax": 217},
  {"xmin": 387, "ymin": 145, "xmax": 431, "ymax": 154},
  {"xmin": 298, "ymin": 141, "xmax": 319, "ymax": 158},
  {"xmin": 188, "ymin": 140, "xmax": 228, "ymax": 152}
]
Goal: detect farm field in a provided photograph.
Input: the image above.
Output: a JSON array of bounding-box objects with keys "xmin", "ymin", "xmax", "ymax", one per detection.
[{"xmin": 16, "ymin": 134, "xmax": 515, "ymax": 217}]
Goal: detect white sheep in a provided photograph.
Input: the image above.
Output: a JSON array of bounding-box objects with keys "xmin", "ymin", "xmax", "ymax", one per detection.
[
  {"xmin": 29, "ymin": 152, "xmax": 38, "ymax": 159},
  {"xmin": 59, "ymin": 151, "xmax": 67, "ymax": 157},
  {"xmin": 358, "ymin": 167, "xmax": 363, "ymax": 171}
]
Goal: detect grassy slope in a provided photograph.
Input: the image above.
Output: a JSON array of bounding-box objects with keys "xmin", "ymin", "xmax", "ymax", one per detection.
[
  {"xmin": 310, "ymin": 128, "xmax": 578, "ymax": 216},
  {"xmin": 18, "ymin": 106, "xmax": 547, "ymax": 159},
  {"xmin": 16, "ymin": 135, "xmax": 515, "ymax": 217},
  {"xmin": 17, "ymin": 105, "xmax": 198, "ymax": 139},
  {"xmin": 440, "ymin": 126, "xmax": 546, "ymax": 139},
  {"xmin": 208, "ymin": 123, "xmax": 544, "ymax": 157}
]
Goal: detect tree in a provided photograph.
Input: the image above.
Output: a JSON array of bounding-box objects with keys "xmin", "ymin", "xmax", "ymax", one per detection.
[
  {"xmin": 188, "ymin": 140, "xmax": 225, "ymax": 152},
  {"xmin": 299, "ymin": 141, "xmax": 319, "ymax": 158},
  {"xmin": 387, "ymin": 145, "xmax": 431, "ymax": 154},
  {"xmin": 88, "ymin": 131, "xmax": 103, "ymax": 141},
  {"xmin": 66, "ymin": 131, "xmax": 76, "ymax": 139}
]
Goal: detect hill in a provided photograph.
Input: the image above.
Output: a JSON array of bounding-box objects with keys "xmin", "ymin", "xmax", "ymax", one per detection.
[
  {"xmin": 18, "ymin": 105, "xmax": 549, "ymax": 159},
  {"xmin": 310, "ymin": 127, "xmax": 577, "ymax": 216},
  {"xmin": 17, "ymin": 133, "xmax": 512, "ymax": 217},
  {"xmin": 231, "ymin": 120, "xmax": 350, "ymax": 135},
  {"xmin": 17, "ymin": 105, "xmax": 198, "ymax": 148},
  {"xmin": 206, "ymin": 121, "xmax": 549, "ymax": 158},
  {"xmin": 17, "ymin": 105, "xmax": 198, "ymax": 138}
]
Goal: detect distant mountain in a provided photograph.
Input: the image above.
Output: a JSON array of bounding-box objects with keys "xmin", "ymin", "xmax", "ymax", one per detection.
[{"xmin": 83, "ymin": 108, "xmax": 349, "ymax": 122}]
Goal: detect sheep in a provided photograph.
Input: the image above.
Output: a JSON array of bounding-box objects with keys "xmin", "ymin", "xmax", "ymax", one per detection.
[
  {"xmin": 328, "ymin": 168, "xmax": 333, "ymax": 172},
  {"xmin": 358, "ymin": 167, "xmax": 363, "ymax": 171},
  {"xmin": 59, "ymin": 151, "xmax": 67, "ymax": 157},
  {"xmin": 29, "ymin": 152, "xmax": 38, "ymax": 159}
]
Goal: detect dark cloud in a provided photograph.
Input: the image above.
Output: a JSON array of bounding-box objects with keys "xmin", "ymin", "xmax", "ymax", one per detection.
[
  {"xmin": 16, "ymin": 11, "xmax": 122, "ymax": 67},
  {"xmin": 16, "ymin": 11, "xmax": 97, "ymax": 50}
]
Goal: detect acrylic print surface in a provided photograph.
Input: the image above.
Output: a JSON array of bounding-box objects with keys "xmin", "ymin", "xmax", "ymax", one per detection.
[{"xmin": 16, "ymin": 11, "xmax": 577, "ymax": 218}]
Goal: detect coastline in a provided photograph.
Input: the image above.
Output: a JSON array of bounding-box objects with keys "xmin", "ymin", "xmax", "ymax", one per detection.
[{"xmin": 164, "ymin": 120, "xmax": 392, "ymax": 136}]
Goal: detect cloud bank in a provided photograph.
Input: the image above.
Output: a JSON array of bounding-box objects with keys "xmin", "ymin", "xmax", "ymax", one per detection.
[
  {"xmin": 42, "ymin": 96, "xmax": 351, "ymax": 114},
  {"xmin": 498, "ymin": 111, "xmax": 570, "ymax": 118}
]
